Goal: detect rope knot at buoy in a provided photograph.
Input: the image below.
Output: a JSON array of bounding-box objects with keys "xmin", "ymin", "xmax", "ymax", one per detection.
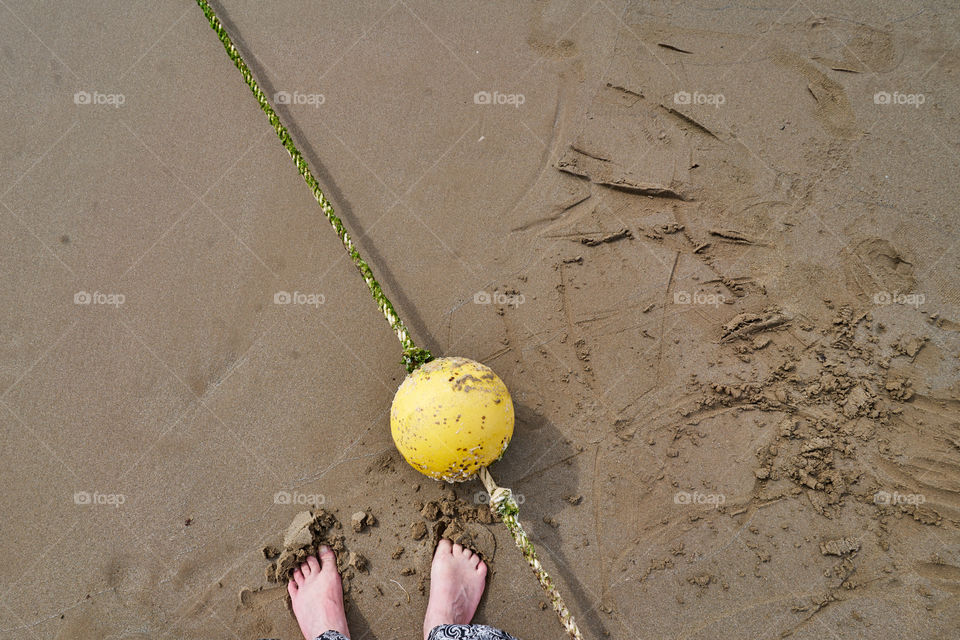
[
  {"xmin": 400, "ymin": 346, "xmax": 434, "ymax": 373},
  {"xmin": 490, "ymin": 487, "xmax": 519, "ymax": 517}
]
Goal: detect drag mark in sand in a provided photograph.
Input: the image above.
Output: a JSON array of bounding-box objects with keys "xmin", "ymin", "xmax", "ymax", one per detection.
[{"xmin": 656, "ymin": 251, "xmax": 681, "ymax": 386}]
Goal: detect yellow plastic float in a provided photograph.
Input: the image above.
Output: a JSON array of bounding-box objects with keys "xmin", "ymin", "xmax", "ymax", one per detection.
[{"xmin": 390, "ymin": 357, "xmax": 514, "ymax": 482}]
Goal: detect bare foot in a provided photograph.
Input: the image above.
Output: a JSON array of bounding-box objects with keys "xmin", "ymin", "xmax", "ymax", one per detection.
[
  {"xmin": 288, "ymin": 546, "xmax": 350, "ymax": 640},
  {"xmin": 423, "ymin": 539, "xmax": 487, "ymax": 640}
]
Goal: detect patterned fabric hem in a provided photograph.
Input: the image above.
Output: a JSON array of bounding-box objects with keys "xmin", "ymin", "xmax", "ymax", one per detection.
[{"xmin": 427, "ymin": 623, "xmax": 521, "ymax": 640}]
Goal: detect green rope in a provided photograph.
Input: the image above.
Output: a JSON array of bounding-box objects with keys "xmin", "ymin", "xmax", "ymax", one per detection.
[
  {"xmin": 195, "ymin": 0, "xmax": 432, "ymax": 373},
  {"xmin": 479, "ymin": 468, "xmax": 585, "ymax": 640}
]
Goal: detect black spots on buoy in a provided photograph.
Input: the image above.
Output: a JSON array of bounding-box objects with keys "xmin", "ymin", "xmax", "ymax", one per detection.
[
  {"xmin": 493, "ymin": 398, "xmax": 501, "ymax": 404},
  {"xmin": 453, "ymin": 373, "xmax": 488, "ymax": 392}
]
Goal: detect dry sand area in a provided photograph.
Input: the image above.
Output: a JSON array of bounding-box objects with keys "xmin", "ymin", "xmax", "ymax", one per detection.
[{"xmin": 3, "ymin": 1, "xmax": 960, "ymax": 638}]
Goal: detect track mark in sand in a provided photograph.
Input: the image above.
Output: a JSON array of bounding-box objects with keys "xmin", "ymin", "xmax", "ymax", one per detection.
[
  {"xmin": 677, "ymin": 402, "xmax": 763, "ymax": 424},
  {"xmin": 571, "ymin": 298, "xmax": 662, "ymax": 344},
  {"xmin": 678, "ymin": 590, "xmax": 839, "ymax": 640},
  {"xmin": 590, "ymin": 444, "xmax": 611, "ymax": 611},
  {"xmin": 655, "ymin": 251, "xmax": 681, "ymax": 385},
  {"xmin": 914, "ymin": 561, "xmax": 960, "ymax": 593},
  {"xmin": 569, "ymin": 143, "xmax": 610, "ymax": 162},
  {"xmin": 557, "ymin": 260, "xmax": 597, "ymax": 389},
  {"xmin": 574, "ymin": 306, "xmax": 641, "ymax": 328},
  {"xmin": 773, "ymin": 50, "xmax": 859, "ymax": 139},
  {"xmin": 589, "ymin": 320, "xmax": 661, "ymax": 341},
  {"xmin": 842, "ymin": 237, "xmax": 917, "ymax": 301},
  {"xmin": 514, "ymin": 448, "xmax": 588, "ymax": 485},
  {"xmin": 239, "ymin": 584, "xmax": 286, "ymax": 608},
  {"xmin": 929, "ymin": 315, "xmax": 960, "ymax": 333},
  {"xmin": 910, "ymin": 395, "xmax": 960, "ymax": 421},
  {"xmin": 579, "ymin": 227, "xmax": 631, "ymax": 246},
  {"xmin": 555, "ymin": 155, "xmax": 688, "ymax": 199},
  {"xmin": 912, "ymin": 562, "xmax": 960, "ymax": 601},
  {"xmin": 480, "ymin": 345, "xmax": 512, "ymax": 364},
  {"xmin": 649, "ymin": 204, "xmax": 756, "ymax": 299},
  {"xmin": 502, "ymin": 67, "xmax": 576, "ymax": 229},
  {"xmin": 558, "ymin": 261, "xmax": 575, "ymax": 337},
  {"xmin": 873, "ymin": 457, "xmax": 960, "ymax": 513},
  {"xmin": 510, "ymin": 192, "xmax": 591, "ymax": 233},
  {"xmin": 720, "ymin": 310, "xmax": 791, "ymax": 343},
  {"xmin": 604, "ymin": 82, "xmax": 642, "ymax": 101},
  {"xmin": 657, "ymin": 43, "xmax": 693, "ymax": 54},
  {"xmin": 728, "ymin": 495, "xmax": 787, "ymax": 517},
  {"xmin": 659, "ymin": 105, "xmax": 720, "ymax": 140},
  {"xmin": 499, "ymin": 304, "xmax": 523, "ymax": 372},
  {"xmin": 708, "ymin": 227, "xmax": 769, "ymax": 246},
  {"xmin": 774, "ymin": 594, "xmax": 840, "ymax": 639},
  {"xmin": 622, "ymin": 390, "xmax": 704, "ymax": 442}
]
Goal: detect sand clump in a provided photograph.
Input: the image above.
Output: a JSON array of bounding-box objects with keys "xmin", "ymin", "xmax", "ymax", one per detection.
[
  {"xmin": 820, "ymin": 537, "xmax": 861, "ymax": 556},
  {"xmin": 264, "ymin": 509, "xmax": 368, "ymax": 590},
  {"xmin": 415, "ymin": 490, "xmax": 498, "ymax": 562},
  {"xmin": 352, "ymin": 510, "xmax": 376, "ymax": 532}
]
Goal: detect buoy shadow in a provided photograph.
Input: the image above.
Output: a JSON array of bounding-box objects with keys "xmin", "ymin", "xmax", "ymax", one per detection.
[{"xmin": 482, "ymin": 399, "xmax": 611, "ymax": 638}]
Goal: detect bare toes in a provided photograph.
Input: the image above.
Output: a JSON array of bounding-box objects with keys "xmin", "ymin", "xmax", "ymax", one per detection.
[
  {"xmin": 469, "ymin": 554, "xmax": 481, "ymax": 568},
  {"xmin": 318, "ymin": 545, "xmax": 337, "ymax": 570},
  {"xmin": 306, "ymin": 555, "xmax": 320, "ymax": 574},
  {"xmin": 287, "ymin": 580, "xmax": 298, "ymax": 598},
  {"xmin": 293, "ymin": 568, "xmax": 305, "ymax": 586}
]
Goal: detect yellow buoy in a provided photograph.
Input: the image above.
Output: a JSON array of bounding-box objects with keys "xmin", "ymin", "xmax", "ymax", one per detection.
[{"xmin": 391, "ymin": 357, "xmax": 514, "ymax": 482}]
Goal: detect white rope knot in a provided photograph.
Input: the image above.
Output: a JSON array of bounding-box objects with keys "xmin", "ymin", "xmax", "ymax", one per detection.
[{"xmin": 490, "ymin": 487, "xmax": 513, "ymax": 510}]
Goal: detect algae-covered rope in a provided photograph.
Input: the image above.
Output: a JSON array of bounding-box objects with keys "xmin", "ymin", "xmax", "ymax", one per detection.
[
  {"xmin": 479, "ymin": 467, "xmax": 585, "ymax": 640},
  {"xmin": 195, "ymin": 0, "xmax": 432, "ymax": 373}
]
